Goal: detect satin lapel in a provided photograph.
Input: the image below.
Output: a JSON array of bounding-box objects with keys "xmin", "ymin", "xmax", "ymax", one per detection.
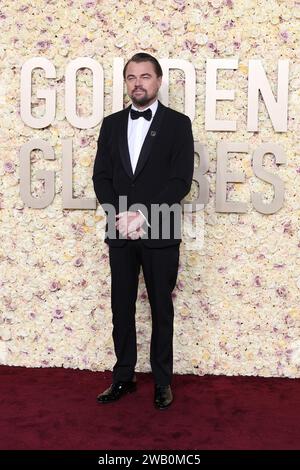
[
  {"xmin": 132, "ymin": 100, "xmax": 166, "ymax": 181},
  {"xmin": 118, "ymin": 104, "xmax": 134, "ymax": 179}
]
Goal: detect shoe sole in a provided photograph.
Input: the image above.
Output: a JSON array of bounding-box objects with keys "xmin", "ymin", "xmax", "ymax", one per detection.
[{"xmin": 154, "ymin": 400, "xmax": 173, "ymax": 410}]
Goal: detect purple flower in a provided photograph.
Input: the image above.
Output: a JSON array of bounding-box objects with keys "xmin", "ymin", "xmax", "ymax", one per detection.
[
  {"xmin": 71, "ymin": 223, "xmax": 85, "ymax": 237},
  {"xmin": 224, "ymin": 19, "xmax": 235, "ymax": 29},
  {"xmin": 276, "ymin": 287, "xmax": 287, "ymax": 299},
  {"xmin": 4, "ymin": 161, "xmax": 15, "ymax": 173},
  {"xmin": 254, "ymin": 275, "xmax": 261, "ymax": 287},
  {"xmin": 273, "ymin": 263, "xmax": 285, "ymax": 269},
  {"xmin": 207, "ymin": 41, "xmax": 217, "ymax": 51},
  {"xmin": 18, "ymin": 5, "xmax": 29, "ymax": 12},
  {"xmin": 36, "ymin": 40, "xmax": 52, "ymax": 50},
  {"xmin": 55, "ymin": 232, "xmax": 64, "ymax": 240},
  {"xmin": 95, "ymin": 12, "xmax": 107, "ymax": 24},
  {"xmin": 157, "ymin": 20, "xmax": 170, "ymax": 32},
  {"xmin": 199, "ymin": 300, "xmax": 210, "ymax": 314},
  {"xmin": 218, "ymin": 267, "xmax": 227, "ymax": 273},
  {"xmin": 62, "ymin": 35, "xmax": 70, "ymax": 45},
  {"xmin": 174, "ymin": 0, "xmax": 185, "ymax": 8},
  {"xmin": 284, "ymin": 315, "xmax": 293, "ymax": 326},
  {"xmin": 140, "ymin": 290, "xmax": 148, "ymax": 301},
  {"xmin": 79, "ymin": 136, "xmax": 90, "ymax": 147},
  {"xmin": 83, "ymin": 356, "xmax": 88, "ymax": 365},
  {"xmin": 53, "ymin": 309, "xmax": 64, "ymax": 319},
  {"xmin": 184, "ymin": 40, "xmax": 198, "ymax": 53},
  {"xmin": 283, "ymin": 220, "xmax": 293, "ymax": 235},
  {"xmin": 74, "ymin": 258, "xmax": 83, "ymax": 267},
  {"xmin": 49, "ymin": 281, "xmax": 61, "ymax": 292},
  {"xmin": 280, "ymin": 31, "xmax": 289, "ymax": 42}
]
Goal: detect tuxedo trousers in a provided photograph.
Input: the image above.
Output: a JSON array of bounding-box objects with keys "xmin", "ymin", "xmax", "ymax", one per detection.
[{"xmin": 108, "ymin": 238, "xmax": 180, "ymax": 385}]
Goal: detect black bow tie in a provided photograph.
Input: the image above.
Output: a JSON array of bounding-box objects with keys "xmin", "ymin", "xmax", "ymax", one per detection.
[{"xmin": 130, "ymin": 108, "xmax": 152, "ymax": 121}]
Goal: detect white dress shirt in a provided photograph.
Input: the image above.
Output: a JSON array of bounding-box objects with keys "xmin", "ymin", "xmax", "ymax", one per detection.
[{"xmin": 127, "ymin": 99, "xmax": 158, "ymax": 228}]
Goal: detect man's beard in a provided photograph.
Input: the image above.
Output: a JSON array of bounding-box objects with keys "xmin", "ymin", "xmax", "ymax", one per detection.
[{"xmin": 130, "ymin": 89, "xmax": 156, "ymax": 107}]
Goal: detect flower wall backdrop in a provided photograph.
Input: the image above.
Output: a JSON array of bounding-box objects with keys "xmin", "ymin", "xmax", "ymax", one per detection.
[{"xmin": 0, "ymin": 0, "xmax": 300, "ymax": 377}]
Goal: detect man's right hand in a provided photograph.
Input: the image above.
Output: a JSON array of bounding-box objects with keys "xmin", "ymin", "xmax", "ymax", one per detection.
[{"xmin": 127, "ymin": 226, "xmax": 146, "ymax": 240}]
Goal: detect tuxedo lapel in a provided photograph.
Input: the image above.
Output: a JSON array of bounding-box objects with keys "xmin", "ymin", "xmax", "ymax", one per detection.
[
  {"xmin": 133, "ymin": 100, "xmax": 166, "ymax": 180},
  {"xmin": 118, "ymin": 105, "xmax": 132, "ymax": 179},
  {"xmin": 118, "ymin": 100, "xmax": 166, "ymax": 181}
]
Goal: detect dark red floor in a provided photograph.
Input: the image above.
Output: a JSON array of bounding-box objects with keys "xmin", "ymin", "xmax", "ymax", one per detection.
[{"xmin": 0, "ymin": 365, "xmax": 299, "ymax": 450}]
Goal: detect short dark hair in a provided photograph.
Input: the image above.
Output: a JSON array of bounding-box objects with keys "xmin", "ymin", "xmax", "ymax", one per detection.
[{"xmin": 123, "ymin": 53, "xmax": 163, "ymax": 79}]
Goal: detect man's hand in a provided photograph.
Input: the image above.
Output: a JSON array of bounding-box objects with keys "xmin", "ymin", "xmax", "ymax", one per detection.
[
  {"xmin": 115, "ymin": 211, "xmax": 146, "ymax": 239},
  {"xmin": 126, "ymin": 227, "xmax": 146, "ymax": 240}
]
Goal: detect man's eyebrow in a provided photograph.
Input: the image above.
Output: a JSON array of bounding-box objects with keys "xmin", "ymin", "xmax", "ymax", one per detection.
[{"xmin": 126, "ymin": 73, "xmax": 152, "ymax": 78}]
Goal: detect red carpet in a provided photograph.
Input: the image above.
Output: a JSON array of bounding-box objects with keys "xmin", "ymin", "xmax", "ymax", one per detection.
[{"xmin": 0, "ymin": 365, "xmax": 300, "ymax": 450}]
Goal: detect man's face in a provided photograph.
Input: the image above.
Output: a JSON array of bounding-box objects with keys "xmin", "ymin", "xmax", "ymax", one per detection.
[{"xmin": 125, "ymin": 61, "xmax": 162, "ymax": 108}]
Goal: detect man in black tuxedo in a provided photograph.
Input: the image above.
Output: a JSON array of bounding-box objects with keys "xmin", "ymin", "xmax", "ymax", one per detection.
[{"xmin": 92, "ymin": 53, "xmax": 194, "ymax": 409}]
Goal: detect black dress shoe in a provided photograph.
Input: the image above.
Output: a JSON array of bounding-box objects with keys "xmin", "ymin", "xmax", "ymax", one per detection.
[
  {"xmin": 97, "ymin": 380, "xmax": 137, "ymax": 404},
  {"xmin": 154, "ymin": 384, "xmax": 173, "ymax": 409}
]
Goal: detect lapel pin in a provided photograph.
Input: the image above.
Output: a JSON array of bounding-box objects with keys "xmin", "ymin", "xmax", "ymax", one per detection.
[{"xmin": 151, "ymin": 130, "xmax": 156, "ymax": 137}]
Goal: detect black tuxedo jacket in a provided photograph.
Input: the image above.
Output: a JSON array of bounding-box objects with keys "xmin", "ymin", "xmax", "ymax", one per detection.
[{"xmin": 92, "ymin": 99, "xmax": 194, "ymax": 248}]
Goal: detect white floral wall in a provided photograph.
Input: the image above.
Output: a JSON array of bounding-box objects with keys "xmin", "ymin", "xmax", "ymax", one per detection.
[{"xmin": 0, "ymin": 0, "xmax": 300, "ymax": 377}]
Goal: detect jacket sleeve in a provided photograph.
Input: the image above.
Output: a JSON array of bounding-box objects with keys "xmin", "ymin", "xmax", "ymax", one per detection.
[
  {"xmin": 92, "ymin": 117, "xmax": 119, "ymax": 211},
  {"xmin": 136, "ymin": 115, "xmax": 194, "ymax": 224}
]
